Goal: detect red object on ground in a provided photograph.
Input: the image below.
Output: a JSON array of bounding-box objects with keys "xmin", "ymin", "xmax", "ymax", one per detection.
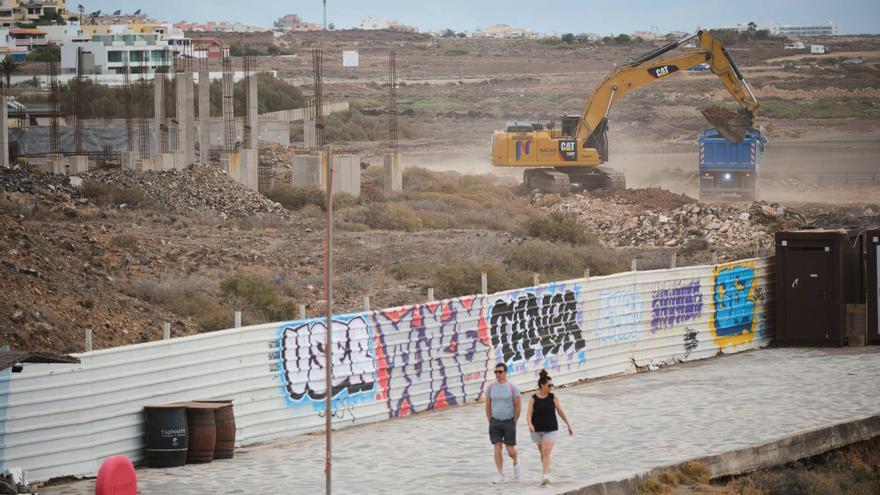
[{"xmin": 95, "ymin": 455, "xmax": 137, "ymax": 495}]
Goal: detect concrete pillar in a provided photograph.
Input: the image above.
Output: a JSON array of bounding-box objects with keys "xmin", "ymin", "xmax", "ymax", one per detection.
[
  {"xmin": 332, "ymin": 155, "xmax": 362, "ymax": 197},
  {"xmin": 175, "ymin": 71, "xmax": 189, "ymax": 161},
  {"xmin": 239, "ymin": 148, "xmax": 258, "ymax": 191},
  {"xmin": 221, "ymin": 151, "xmax": 240, "ymax": 179},
  {"xmin": 64, "ymin": 155, "xmax": 88, "ymax": 175},
  {"xmin": 0, "ymin": 94, "xmax": 8, "ymax": 168},
  {"xmin": 120, "ymin": 151, "xmax": 139, "ymax": 170},
  {"xmin": 303, "ymin": 119, "xmax": 317, "ymax": 149},
  {"xmin": 186, "ymin": 69, "xmax": 196, "ymax": 164},
  {"xmin": 292, "ymin": 153, "xmax": 323, "ymax": 189},
  {"xmin": 172, "ymin": 150, "xmax": 186, "ymax": 170},
  {"xmin": 383, "ymin": 149, "xmax": 402, "ymax": 195},
  {"xmin": 136, "ymin": 158, "xmax": 154, "ymax": 172},
  {"xmin": 153, "ymin": 73, "xmax": 165, "ymax": 156},
  {"xmin": 247, "ymin": 74, "xmax": 258, "ymax": 149},
  {"xmin": 198, "ymin": 69, "xmax": 210, "ymax": 161},
  {"xmin": 154, "ymin": 153, "xmax": 176, "ymax": 171}
]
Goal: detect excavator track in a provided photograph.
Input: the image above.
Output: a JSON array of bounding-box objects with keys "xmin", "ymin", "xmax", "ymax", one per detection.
[
  {"xmin": 524, "ymin": 169, "xmax": 572, "ymax": 195},
  {"xmin": 563, "ymin": 166, "xmax": 627, "ymax": 192}
]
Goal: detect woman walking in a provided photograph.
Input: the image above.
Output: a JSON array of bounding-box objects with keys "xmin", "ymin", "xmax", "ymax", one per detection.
[{"xmin": 527, "ymin": 369, "xmax": 573, "ymax": 485}]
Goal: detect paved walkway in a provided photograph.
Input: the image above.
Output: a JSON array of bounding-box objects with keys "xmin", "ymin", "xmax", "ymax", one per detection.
[{"xmin": 42, "ymin": 348, "xmax": 880, "ymax": 495}]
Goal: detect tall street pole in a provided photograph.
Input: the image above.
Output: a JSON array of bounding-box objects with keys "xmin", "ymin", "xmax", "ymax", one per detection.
[{"xmin": 323, "ymin": 145, "xmax": 334, "ymax": 495}]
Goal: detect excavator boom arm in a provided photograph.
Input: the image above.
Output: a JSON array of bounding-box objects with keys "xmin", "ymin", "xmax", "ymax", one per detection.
[{"xmin": 575, "ymin": 31, "xmax": 759, "ymax": 141}]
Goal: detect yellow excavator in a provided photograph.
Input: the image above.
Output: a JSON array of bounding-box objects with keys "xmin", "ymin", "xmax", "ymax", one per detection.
[{"xmin": 490, "ymin": 30, "xmax": 760, "ymax": 193}]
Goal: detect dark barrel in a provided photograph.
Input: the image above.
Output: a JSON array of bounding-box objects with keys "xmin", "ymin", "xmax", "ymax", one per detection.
[
  {"xmin": 193, "ymin": 400, "xmax": 236, "ymax": 459},
  {"xmin": 143, "ymin": 405, "xmax": 188, "ymax": 468},
  {"xmin": 185, "ymin": 403, "xmax": 216, "ymax": 463}
]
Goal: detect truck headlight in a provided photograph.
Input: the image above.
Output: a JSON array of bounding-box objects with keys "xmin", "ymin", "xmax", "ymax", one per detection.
[{"xmin": 723, "ymin": 173, "xmax": 732, "ymax": 181}]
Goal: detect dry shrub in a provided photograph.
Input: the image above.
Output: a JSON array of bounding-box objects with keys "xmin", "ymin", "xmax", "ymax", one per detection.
[
  {"xmin": 110, "ymin": 234, "xmax": 139, "ymax": 250},
  {"xmin": 266, "ymin": 185, "xmax": 325, "ymax": 210},
  {"xmin": 82, "ymin": 181, "xmax": 151, "ymax": 208},
  {"xmin": 343, "ymin": 202, "xmax": 424, "ymax": 231},
  {"xmin": 235, "ymin": 213, "xmax": 288, "ymax": 231},
  {"xmin": 121, "ymin": 276, "xmax": 230, "ymax": 332},
  {"xmin": 432, "ymin": 261, "xmax": 530, "ymax": 298},
  {"xmin": 635, "ymin": 476, "xmax": 673, "ymax": 495},
  {"xmin": 505, "ymin": 240, "xmax": 628, "ymax": 278},
  {"xmin": 387, "ymin": 260, "xmax": 436, "ymax": 281},
  {"xmin": 524, "ymin": 212, "xmax": 595, "ymax": 245},
  {"xmin": 221, "ymin": 273, "xmax": 297, "ymax": 323},
  {"xmin": 678, "ymin": 461, "xmax": 711, "ymax": 484}
]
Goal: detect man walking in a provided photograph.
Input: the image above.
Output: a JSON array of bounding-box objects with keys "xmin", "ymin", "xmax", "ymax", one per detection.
[{"xmin": 485, "ymin": 362, "xmax": 521, "ymax": 484}]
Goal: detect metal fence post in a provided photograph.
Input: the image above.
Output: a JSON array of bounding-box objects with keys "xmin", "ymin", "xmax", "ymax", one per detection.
[
  {"xmin": 631, "ymin": 259, "xmax": 638, "ymax": 271},
  {"xmin": 85, "ymin": 328, "xmax": 92, "ymax": 352},
  {"xmin": 363, "ymin": 296, "xmax": 370, "ymax": 312},
  {"xmin": 427, "ymin": 288, "xmax": 434, "ymax": 302},
  {"xmin": 299, "ymin": 304, "xmax": 306, "ymax": 320},
  {"xmin": 481, "ymin": 272, "xmax": 488, "ymax": 295},
  {"xmin": 234, "ymin": 311, "xmax": 242, "ymax": 328},
  {"xmin": 163, "ymin": 322, "xmax": 171, "ymax": 340}
]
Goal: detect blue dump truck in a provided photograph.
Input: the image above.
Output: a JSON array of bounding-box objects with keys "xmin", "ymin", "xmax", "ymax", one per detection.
[{"xmin": 698, "ymin": 128, "xmax": 767, "ymax": 201}]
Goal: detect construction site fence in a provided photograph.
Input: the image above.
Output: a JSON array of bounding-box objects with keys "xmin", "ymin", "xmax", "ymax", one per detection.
[{"xmin": 0, "ymin": 257, "xmax": 775, "ymax": 482}]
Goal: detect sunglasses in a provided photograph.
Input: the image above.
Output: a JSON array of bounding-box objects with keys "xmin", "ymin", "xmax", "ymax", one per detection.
[{"xmin": 494, "ymin": 370, "xmax": 506, "ymax": 374}]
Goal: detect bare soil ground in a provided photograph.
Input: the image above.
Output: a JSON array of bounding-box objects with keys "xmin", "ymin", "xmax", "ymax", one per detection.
[{"xmin": 2, "ymin": 32, "xmax": 879, "ymax": 356}]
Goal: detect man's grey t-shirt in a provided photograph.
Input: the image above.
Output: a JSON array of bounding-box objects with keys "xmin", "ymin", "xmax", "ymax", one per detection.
[{"xmin": 488, "ymin": 381, "xmax": 521, "ymax": 420}]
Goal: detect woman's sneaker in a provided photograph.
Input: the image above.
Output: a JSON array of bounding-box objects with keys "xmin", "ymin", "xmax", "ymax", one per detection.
[
  {"xmin": 492, "ymin": 474, "xmax": 505, "ymax": 485},
  {"xmin": 514, "ymin": 463, "xmax": 521, "ymax": 480},
  {"xmin": 541, "ymin": 474, "xmax": 551, "ymax": 486}
]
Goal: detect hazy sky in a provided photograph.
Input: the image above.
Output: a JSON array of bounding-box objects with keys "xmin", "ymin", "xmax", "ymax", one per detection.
[{"xmin": 81, "ymin": 1, "xmax": 879, "ymax": 35}]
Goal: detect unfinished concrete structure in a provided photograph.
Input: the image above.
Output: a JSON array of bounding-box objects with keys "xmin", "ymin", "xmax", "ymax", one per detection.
[
  {"xmin": 292, "ymin": 151, "xmax": 362, "ymax": 197},
  {"xmin": 153, "ymin": 73, "xmax": 165, "ymax": 157},
  {"xmin": 1, "ymin": 93, "xmax": 8, "ymax": 168},
  {"xmin": 384, "ymin": 150, "xmax": 402, "ymax": 194},
  {"xmin": 175, "ymin": 70, "xmax": 191, "ymax": 167},
  {"xmin": 198, "ymin": 69, "xmax": 210, "ymax": 161}
]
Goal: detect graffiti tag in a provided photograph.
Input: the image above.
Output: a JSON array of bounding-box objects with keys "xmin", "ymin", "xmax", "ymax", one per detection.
[
  {"xmin": 596, "ymin": 289, "xmax": 643, "ymax": 344},
  {"xmin": 683, "ymin": 327, "xmax": 699, "ymax": 358},
  {"xmin": 711, "ymin": 263, "xmax": 758, "ymax": 347},
  {"xmin": 489, "ymin": 290, "xmax": 586, "ymax": 365},
  {"xmin": 278, "ymin": 316, "xmax": 377, "ymax": 406},
  {"xmin": 372, "ymin": 297, "xmax": 489, "ymax": 417}
]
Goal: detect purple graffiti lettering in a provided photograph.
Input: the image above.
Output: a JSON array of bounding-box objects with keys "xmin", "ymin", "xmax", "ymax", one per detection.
[{"xmin": 651, "ymin": 280, "xmax": 702, "ymax": 332}]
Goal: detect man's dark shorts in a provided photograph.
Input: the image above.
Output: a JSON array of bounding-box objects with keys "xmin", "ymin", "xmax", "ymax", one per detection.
[{"xmin": 489, "ymin": 418, "xmax": 516, "ymax": 446}]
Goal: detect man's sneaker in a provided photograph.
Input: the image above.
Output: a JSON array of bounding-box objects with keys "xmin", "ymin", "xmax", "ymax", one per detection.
[
  {"xmin": 541, "ymin": 474, "xmax": 551, "ymax": 486},
  {"xmin": 513, "ymin": 463, "xmax": 521, "ymax": 480},
  {"xmin": 492, "ymin": 474, "xmax": 505, "ymax": 484}
]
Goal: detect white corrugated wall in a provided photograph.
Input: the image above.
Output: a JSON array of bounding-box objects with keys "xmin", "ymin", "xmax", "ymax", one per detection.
[{"xmin": 0, "ymin": 258, "xmax": 774, "ymax": 482}]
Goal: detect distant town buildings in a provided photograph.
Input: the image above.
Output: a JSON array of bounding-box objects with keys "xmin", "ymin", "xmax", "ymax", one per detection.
[
  {"xmin": 0, "ymin": 0, "xmax": 68, "ymax": 27},
  {"xmin": 474, "ymin": 24, "xmax": 536, "ymax": 39},
  {"xmin": 359, "ymin": 16, "xmax": 417, "ymax": 32},
  {"xmin": 175, "ymin": 20, "xmax": 266, "ymax": 33},
  {"xmin": 271, "ymin": 13, "xmax": 320, "ymax": 32}
]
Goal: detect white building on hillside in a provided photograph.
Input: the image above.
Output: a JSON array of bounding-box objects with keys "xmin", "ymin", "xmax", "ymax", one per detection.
[
  {"xmin": 61, "ymin": 32, "xmax": 174, "ymax": 75},
  {"xmin": 768, "ymin": 21, "xmax": 838, "ymax": 37}
]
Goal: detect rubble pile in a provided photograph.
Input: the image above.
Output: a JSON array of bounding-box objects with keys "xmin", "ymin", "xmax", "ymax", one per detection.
[
  {"xmin": 84, "ymin": 164, "xmax": 286, "ymax": 218},
  {"xmin": 541, "ymin": 188, "xmax": 878, "ymax": 255}
]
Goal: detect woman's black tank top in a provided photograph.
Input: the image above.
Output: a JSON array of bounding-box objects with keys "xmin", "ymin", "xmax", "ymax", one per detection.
[{"xmin": 532, "ymin": 393, "xmax": 558, "ymax": 432}]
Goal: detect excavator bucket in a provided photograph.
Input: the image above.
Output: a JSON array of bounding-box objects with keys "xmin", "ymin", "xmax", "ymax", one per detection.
[{"xmin": 700, "ymin": 106, "xmax": 753, "ymax": 143}]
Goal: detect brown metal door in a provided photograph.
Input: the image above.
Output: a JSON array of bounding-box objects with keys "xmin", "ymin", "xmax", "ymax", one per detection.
[
  {"xmin": 874, "ymin": 242, "xmax": 880, "ymax": 342},
  {"xmin": 783, "ymin": 242, "xmax": 834, "ymax": 342}
]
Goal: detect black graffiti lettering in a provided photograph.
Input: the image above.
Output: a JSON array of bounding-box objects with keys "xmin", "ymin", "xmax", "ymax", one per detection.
[{"xmin": 490, "ymin": 289, "xmax": 586, "ymax": 365}]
